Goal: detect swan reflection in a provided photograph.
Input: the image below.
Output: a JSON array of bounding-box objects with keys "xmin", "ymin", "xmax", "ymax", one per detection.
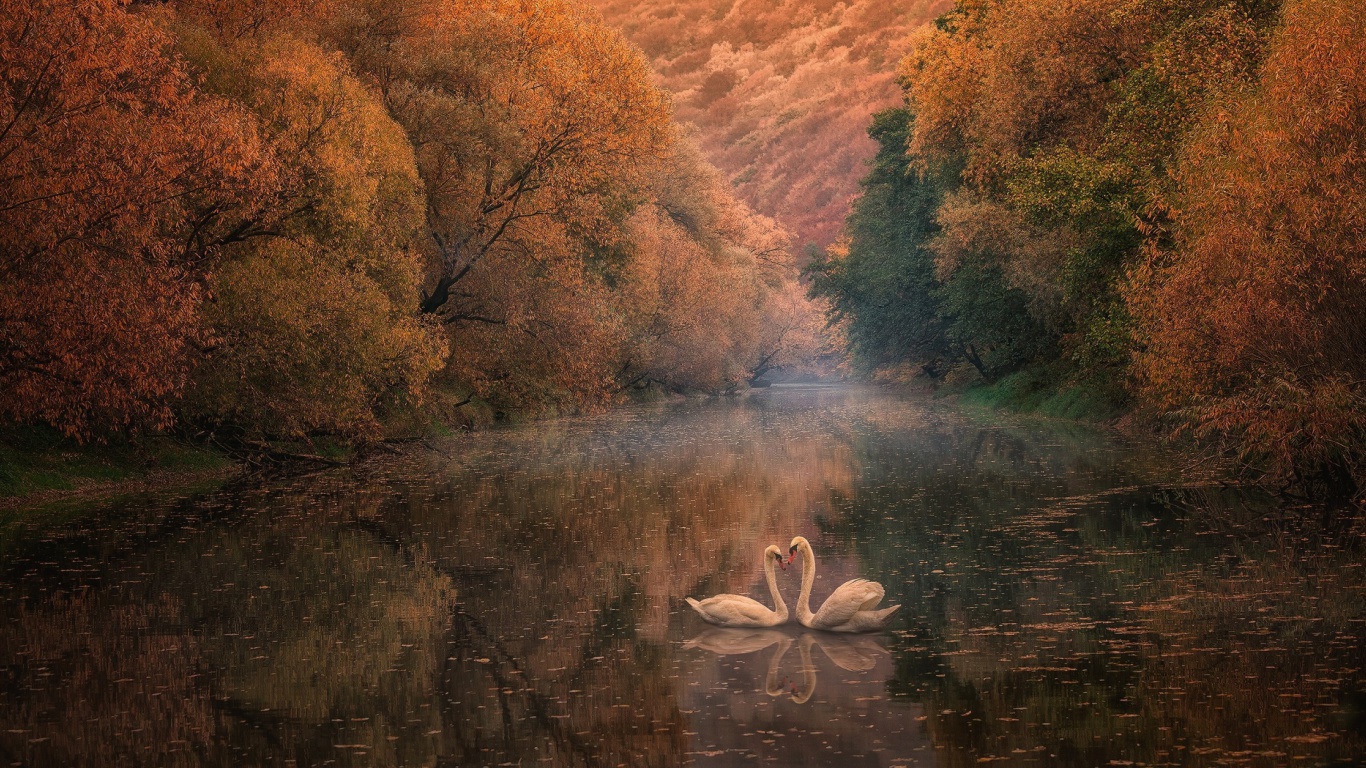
[{"xmin": 683, "ymin": 628, "xmax": 889, "ymax": 704}]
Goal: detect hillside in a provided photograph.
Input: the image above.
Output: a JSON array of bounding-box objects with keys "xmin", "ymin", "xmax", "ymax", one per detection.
[{"xmin": 588, "ymin": 0, "xmax": 949, "ymax": 247}]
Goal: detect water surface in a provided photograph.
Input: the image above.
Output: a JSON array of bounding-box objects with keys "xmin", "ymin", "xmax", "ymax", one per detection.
[{"xmin": 2, "ymin": 385, "xmax": 1364, "ymax": 766}]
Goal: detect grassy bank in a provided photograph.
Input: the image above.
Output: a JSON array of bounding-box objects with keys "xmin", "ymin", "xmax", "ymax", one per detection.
[
  {"xmin": 0, "ymin": 381, "xmax": 502, "ymax": 512},
  {"xmin": 0, "ymin": 428, "xmax": 238, "ymax": 505},
  {"xmin": 950, "ymin": 367, "xmax": 1129, "ymax": 423},
  {"xmin": 0, "ymin": 429, "xmax": 243, "ymax": 558}
]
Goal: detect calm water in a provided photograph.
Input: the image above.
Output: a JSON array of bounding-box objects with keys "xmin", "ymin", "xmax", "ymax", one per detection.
[{"xmin": 2, "ymin": 385, "xmax": 1365, "ymax": 766}]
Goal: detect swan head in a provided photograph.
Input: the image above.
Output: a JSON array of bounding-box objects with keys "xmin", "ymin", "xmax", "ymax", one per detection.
[
  {"xmin": 765, "ymin": 544, "xmax": 787, "ymax": 571},
  {"xmin": 787, "ymin": 536, "xmax": 810, "ymax": 565}
]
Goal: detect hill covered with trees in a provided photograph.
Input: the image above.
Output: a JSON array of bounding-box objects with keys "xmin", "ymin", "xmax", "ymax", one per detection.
[{"xmin": 587, "ymin": 0, "xmax": 950, "ymax": 247}]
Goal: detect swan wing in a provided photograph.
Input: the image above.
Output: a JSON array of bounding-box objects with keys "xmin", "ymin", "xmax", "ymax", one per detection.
[
  {"xmin": 843, "ymin": 603, "xmax": 902, "ymax": 633},
  {"xmin": 687, "ymin": 593, "xmax": 777, "ymax": 627},
  {"xmin": 811, "ymin": 579, "xmax": 885, "ymax": 629}
]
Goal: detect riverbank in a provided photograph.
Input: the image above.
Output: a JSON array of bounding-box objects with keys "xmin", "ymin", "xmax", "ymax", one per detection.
[
  {"xmin": 0, "ymin": 429, "xmax": 242, "ymax": 559},
  {"xmin": 0, "ymin": 382, "xmax": 663, "ymax": 512},
  {"xmin": 0, "ymin": 429, "xmax": 240, "ymax": 510},
  {"xmin": 949, "ymin": 367, "xmax": 1129, "ymax": 424},
  {"xmin": 870, "ymin": 359, "xmax": 1131, "ymax": 426}
]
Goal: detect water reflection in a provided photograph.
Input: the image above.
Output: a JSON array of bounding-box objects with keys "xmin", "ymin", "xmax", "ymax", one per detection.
[
  {"xmin": 684, "ymin": 627, "xmax": 891, "ymax": 703},
  {"xmin": 0, "ymin": 385, "xmax": 1363, "ymax": 766}
]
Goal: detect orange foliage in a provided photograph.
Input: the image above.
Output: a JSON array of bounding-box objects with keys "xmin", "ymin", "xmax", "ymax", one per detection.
[
  {"xmin": 172, "ymin": 0, "xmax": 318, "ymax": 39},
  {"xmin": 322, "ymin": 0, "xmax": 682, "ymax": 408},
  {"xmin": 1, "ymin": 0, "xmax": 836, "ymax": 439},
  {"xmin": 621, "ymin": 139, "xmax": 834, "ymax": 392},
  {"xmin": 0, "ymin": 0, "xmax": 268, "ymax": 438},
  {"xmin": 621, "ymin": 207, "xmax": 758, "ymax": 391},
  {"xmin": 325, "ymin": 0, "xmax": 673, "ymax": 309},
  {"xmin": 589, "ymin": 0, "xmax": 950, "ymax": 247},
  {"xmin": 443, "ymin": 232, "xmax": 629, "ymax": 408},
  {"xmin": 1128, "ymin": 0, "xmax": 1366, "ymax": 490},
  {"xmin": 902, "ymin": 0, "xmax": 1152, "ymax": 185},
  {"xmin": 172, "ymin": 31, "xmax": 446, "ymax": 438}
]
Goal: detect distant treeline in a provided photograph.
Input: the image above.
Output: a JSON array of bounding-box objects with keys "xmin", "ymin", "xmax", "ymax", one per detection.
[
  {"xmin": 0, "ymin": 0, "xmax": 828, "ymax": 444},
  {"xmin": 809, "ymin": 0, "xmax": 1366, "ymax": 496}
]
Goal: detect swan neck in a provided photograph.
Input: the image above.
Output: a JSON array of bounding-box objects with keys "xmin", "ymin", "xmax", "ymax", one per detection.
[
  {"xmin": 797, "ymin": 543, "xmax": 816, "ymax": 624},
  {"xmin": 764, "ymin": 552, "xmax": 787, "ymax": 622}
]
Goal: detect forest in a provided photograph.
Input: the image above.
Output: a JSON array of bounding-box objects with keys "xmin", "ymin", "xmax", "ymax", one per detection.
[
  {"xmin": 587, "ymin": 0, "xmax": 951, "ymax": 247},
  {"xmin": 808, "ymin": 0, "xmax": 1366, "ymax": 498},
  {"xmin": 0, "ymin": 0, "xmax": 829, "ymax": 450},
  {"xmin": 3, "ymin": 0, "xmax": 1364, "ymax": 503},
  {"xmin": 1, "ymin": 3, "xmax": 1364, "ymax": 761}
]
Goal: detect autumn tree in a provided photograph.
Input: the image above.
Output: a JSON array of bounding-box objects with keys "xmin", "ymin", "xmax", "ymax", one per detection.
[
  {"xmin": 316, "ymin": 0, "xmax": 675, "ymax": 407},
  {"xmin": 0, "ymin": 0, "xmax": 267, "ymax": 438},
  {"xmin": 1128, "ymin": 0, "xmax": 1366, "ymax": 494},
  {"xmin": 618, "ymin": 137, "xmax": 830, "ymax": 393},
  {"xmin": 895, "ymin": 0, "xmax": 1273, "ymax": 382},
  {"xmin": 2, "ymin": 0, "xmax": 835, "ymax": 444},
  {"xmin": 168, "ymin": 28, "xmax": 446, "ymax": 438}
]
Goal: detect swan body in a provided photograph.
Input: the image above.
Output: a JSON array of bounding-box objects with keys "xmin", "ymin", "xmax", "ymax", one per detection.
[
  {"xmin": 788, "ymin": 536, "xmax": 900, "ymax": 633},
  {"xmin": 685, "ymin": 545, "xmax": 789, "ymax": 628}
]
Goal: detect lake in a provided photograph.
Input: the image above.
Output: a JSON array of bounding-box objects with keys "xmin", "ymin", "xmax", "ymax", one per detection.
[{"xmin": 2, "ymin": 385, "xmax": 1364, "ymax": 766}]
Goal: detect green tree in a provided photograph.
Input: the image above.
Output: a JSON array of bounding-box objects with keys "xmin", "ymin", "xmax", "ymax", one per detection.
[{"xmin": 806, "ymin": 109, "xmax": 954, "ymax": 376}]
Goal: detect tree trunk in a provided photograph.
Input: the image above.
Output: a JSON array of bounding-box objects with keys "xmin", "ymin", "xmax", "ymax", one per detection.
[{"xmin": 963, "ymin": 344, "xmax": 991, "ymax": 381}]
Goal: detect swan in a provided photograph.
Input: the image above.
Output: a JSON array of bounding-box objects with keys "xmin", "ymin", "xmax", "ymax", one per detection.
[
  {"xmin": 787, "ymin": 536, "xmax": 900, "ymax": 633},
  {"xmin": 685, "ymin": 545, "xmax": 789, "ymax": 627}
]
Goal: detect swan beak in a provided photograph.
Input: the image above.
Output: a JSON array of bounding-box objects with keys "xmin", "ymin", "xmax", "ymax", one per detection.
[
  {"xmin": 774, "ymin": 553, "xmax": 787, "ymax": 571},
  {"xmin": 786, "ymin": 546, "xmax": 797, "ymax": 565}
]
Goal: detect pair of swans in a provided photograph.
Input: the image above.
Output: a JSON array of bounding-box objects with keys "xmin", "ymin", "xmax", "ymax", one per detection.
[
  {"xmin": 684, "ymin": 628, "xmax": 888, "ymax": 703},
  {"xmin": 684, "ymin": 536, "xmax": 900, "ymax": 632}
]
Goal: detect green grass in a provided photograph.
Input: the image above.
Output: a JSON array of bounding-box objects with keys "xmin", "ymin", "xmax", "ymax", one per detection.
[
  {"xmin": 0, "ymin": 427, "xmax": 232, "ymax": 500},
  {"xmin": 0, "ymin": 473, "xmax": 232, "ymax": 561},
  {"xmin": 955, "ymin": 367, "xmax": 1128, "ymax": 423},
  {"xmin": 0, "ymin": 428, "xmax": 238, "ymax": 561}
]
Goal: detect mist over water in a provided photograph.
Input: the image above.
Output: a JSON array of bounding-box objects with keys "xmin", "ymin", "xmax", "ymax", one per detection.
[{"xmin": 2, "ymin": 385, "xmax": 1364, "ymax": 766}]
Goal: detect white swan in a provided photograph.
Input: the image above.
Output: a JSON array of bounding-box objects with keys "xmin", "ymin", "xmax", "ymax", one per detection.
[
  {"xmin": 787, "ymin": 536, "xmax": 900, "ymax": 633},
  {"xmin": 685, "ymin": 545, "xmax": 789, "ymax": 627}
]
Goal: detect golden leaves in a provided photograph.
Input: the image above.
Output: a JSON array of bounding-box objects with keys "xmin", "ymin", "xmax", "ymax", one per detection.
[
  {"xmin": 1, "ymin": 0, "xmax": 826, "ymax": 438},
  {"xmin": 0, "ymin": 0, "xmax": 267, "ymax": 438},
  {"xmin": 1128, "ymin": 0, "xmax": 1366, "ymax": 490}
]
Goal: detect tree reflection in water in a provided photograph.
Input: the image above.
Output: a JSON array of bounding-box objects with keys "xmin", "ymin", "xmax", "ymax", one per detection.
[{"xmin": 0, "ymin": 386, "xmax": 1363, "ymax": 766}]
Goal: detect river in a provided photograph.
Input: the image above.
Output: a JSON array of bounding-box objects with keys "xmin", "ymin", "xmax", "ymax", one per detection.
[{"xmin": 2, "ymin": 385, "xmax": 1364, "ymax": 766}]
